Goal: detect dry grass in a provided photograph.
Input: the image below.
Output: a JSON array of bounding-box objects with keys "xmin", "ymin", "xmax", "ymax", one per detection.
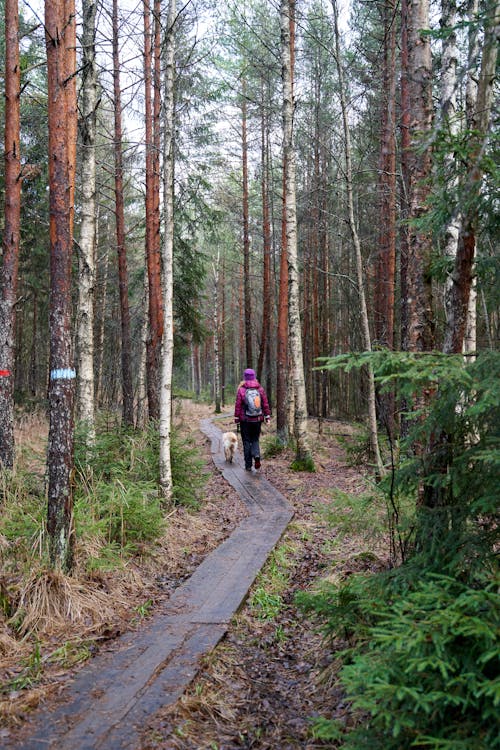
[
  {"xmin": 11, "ymin": 569, "xmax": 123, "ymax": 638},
  {"xmin": 1, "ymin": 400, "xmax": 247, "ymax": 730}
]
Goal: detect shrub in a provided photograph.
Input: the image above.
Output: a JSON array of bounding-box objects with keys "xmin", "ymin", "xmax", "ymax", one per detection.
[
  {"xmin": 303, "ymin": 351, "xmax": 500, "ymax": 748},
  {"xmin": 306, "ymin": 574, "xmax": 499, "ymax": 750}
]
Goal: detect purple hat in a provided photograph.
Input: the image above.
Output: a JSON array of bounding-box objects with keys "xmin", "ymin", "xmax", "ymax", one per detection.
[{"xmin": 244, "ymin": 368, "xmax": 255, "ymax": 380}]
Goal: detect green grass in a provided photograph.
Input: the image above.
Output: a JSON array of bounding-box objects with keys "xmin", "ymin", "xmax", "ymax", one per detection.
[{"xmin": 248, "ymin": 542, "xmax": 296, "ymax": 621}]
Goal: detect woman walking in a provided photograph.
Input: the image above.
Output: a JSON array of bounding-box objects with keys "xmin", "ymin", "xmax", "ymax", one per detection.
[{"xmin": 234, "ymin": 369, "xmax": 271, "ymax": 471}]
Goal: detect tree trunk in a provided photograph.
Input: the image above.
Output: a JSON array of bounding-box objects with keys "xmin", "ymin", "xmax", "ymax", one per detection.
[
  {"xmin": 95, "ymin": 216, "xmax": 109, "ymax": 407},
  {"xmin": 136, "ymin": 267, "xmax": 149, "ymax": 427},
  {"xmin": 112, "ymin": 0, "xmax": 134, "ymax": 427},
  {"xmin": 374, "ymin": 0, "xmax": 397, "ymax": 437},
  {"xmin": 213, "ymin": 255, "xmax": 221, "ymax": 414},
  {"xmin": 76, "ymin": 0, "xmax": 97, "ymax": 447},
  {"xmin": 276, "ymin": 143, "xmax": 289, "ymax": 442},
  {"xmin": 0, "ymin": 0, "xmax": 21, "ymax": 470},
  {"xmin": 257, "ymin": 77, "xmax": 272, "ymax": 390},
  {"xmin": 404, "ymin": 0, "xmax": 435, "ymax": 353},
  {"xmin": 399, "ymin": 0, "xmax": 411, "ymax": 351},
  {"xmin": 45, "ymin": 0, "xmax": 77, "ymax": 571},
  {"xmin": 443, "ymin": 0, "xmax": 499, "ymax": 354},
  {"xmin": 220, "ymin": 256, "xmax": 226, "ymax": 407},
  {"xmin": 159, "ymin": 0, "xmax": 176, "ymax": 500},
  {"xmin": 332, "ymin": 0, "xmax": 384, "ymax": 476},
  {"xmin": 281, "ymin": 0, "xmax": 313, "ymax": 469},
  {"xmin": 376, "ymin": 0, "xmax": 397, "ymax": 350},
  {"xmin": 144, "ymin": 0, "xmax": 162, "ymax": 421},
  {"xmin": 241, "ymin": 81, "xmax": 253, "ymax": 368}
]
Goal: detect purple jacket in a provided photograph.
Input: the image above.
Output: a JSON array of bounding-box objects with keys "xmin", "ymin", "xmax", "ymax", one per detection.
[{"xmin": 234, "ymin": 379, "xmax": 271, "ymax": 423}]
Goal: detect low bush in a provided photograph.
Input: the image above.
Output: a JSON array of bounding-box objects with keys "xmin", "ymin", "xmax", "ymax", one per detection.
[
  {"xmin": 302, "ymin": 351, "xmax": 500, "ymax": 749},
  {"xmin": 303, "ymin": 573, "xmax": 499, "ymax": 750}
]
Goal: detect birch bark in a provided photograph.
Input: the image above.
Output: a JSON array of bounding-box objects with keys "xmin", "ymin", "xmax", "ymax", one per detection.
[
  {"xmin": 281, "ymin": 0, "xmax": 313, "ymax": 468},
  {"xmin": 159, "ymin": 0, "xmax": 176, "ymax": 499},
  {"xmin": 404, "ymin": 0, "xmax": 434, "ymax": 353},
  {"xmin": 76, "ymin": 0, "xmax": 97, "ymax": 446},
  {"xmin": 443, "ymin": 0, "xmax": 498, "ymax": 354},
  {"xmin": 45, "ymin": 0, "xmax": 77, "ymax": 570}
]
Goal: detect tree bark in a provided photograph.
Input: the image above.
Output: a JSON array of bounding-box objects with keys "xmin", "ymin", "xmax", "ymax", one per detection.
[
  {"xmin": 144, "ymin": 0, "xmax": 163, "ymax": 420},
  {"xmin": 212, "ymin": 254, "xmax": 221, "ymax": 414},
  {"xmin": 45, "ymin": 0, "xmax": 77, "ymax": 571},
  {"xmin": 112, "ymin": 0, "xmax": 134, "ymax": 426},
  {"xmin": 399, "ymin": 0, "xmax": 411, "ymax": 351},
  {"xmin": 257, "ymin": 76, "xmax": 272, "ymax": 392},
  {"xmin": 76, "ymin": 0, "xmax": 98, "ymax": 446},
  {"xmin": 0, "ymin": 0, "xmax": 21, "ymax": 470},
  {"xmin": 404, "ymin": 0, "xmax": 435, "ymax": 352},
  {"xmin": 281, "ymin": 0, "xmax": 313, "ymax": 468},
  {"xmin": 376, "ymin": 0, "xmax": 397, "ymax": 350},
  {"xmin": 159, "ymin": 0, "xmax": 176, "ymax": 500},
  {"xmin": 443, "ymin": 0, "xmax": 499, "ymax": 354},
  {"xmin": 241, "ymin": 80, "xmax": 253, "ymax": 368}
]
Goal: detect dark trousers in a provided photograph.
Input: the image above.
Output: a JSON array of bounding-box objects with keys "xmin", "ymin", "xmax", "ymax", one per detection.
[{"xmin": 240, "ymin": 421, "xmax": 262, "ymax": 469}]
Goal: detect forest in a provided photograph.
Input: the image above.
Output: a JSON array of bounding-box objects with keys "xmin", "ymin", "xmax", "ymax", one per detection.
[{"xmin": 0, "ymin": 0, "xmax": 498, "ymax": 747}]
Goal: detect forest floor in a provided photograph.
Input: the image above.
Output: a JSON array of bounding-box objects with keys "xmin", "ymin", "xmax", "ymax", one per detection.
[
  {"xmin": 139, "ymin": 409, "xmax": 389, "ymax": 750},
  {"xmin": 1, "ymin": 402, "xmax": 389, "ymax": 749}
]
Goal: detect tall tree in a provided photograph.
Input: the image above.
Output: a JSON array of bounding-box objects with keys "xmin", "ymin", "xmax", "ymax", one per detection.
[
  {"xmin": 332, "ymin": 0, "xmax": 384, "ymax": 475},
  {"xmin": 281, "ymin": 0, "xmax": 313, "ymax": 469},
  {"xmin": 76, "ymin": 0, "xmax": 98, "ymax": 445},
  {"xmin": 443, "ymin": 0, "xmax": 499, "ymax": 354},
  {"xmin": 112, "ymin": 0, "xmax": 134, "ymax": 426},
  {"xmin": 159, "ymin": 0, "xmax": 176, "ymax": 499},
  {"xmin": 257, "ymin": 74, "xmax": 272, "ymax": 397},
  {"xmin": 0, "ymin": 0, "xmax": 22, "ymax": 470},
  {"xmin": 375, "ymin": 0, "xmax": 397, "ymax": 351},
  {"xmin": 276, "ymin": 42, "xmax": 290, "ymax": 445},
  {"xmin": 241, "ymin": 78, "xmax": 253, "ymax": 368},
  {"xmin": 399, "ymin": 0, "xmax": 411, "ymax": 350},
  {"xmin": 144, "ymin": 0, "xmax": 163, "ymax": 420},
  {"xmin": 212, "ymin": 252, "xmax": 222, "ymax": 413},
  {"xmin": 45, "ymin": 0, "xmax": 77, "ymax": 570},
  {"xmin": 403, "ymin": 0, "xmax": 434, "ymax": 352}
]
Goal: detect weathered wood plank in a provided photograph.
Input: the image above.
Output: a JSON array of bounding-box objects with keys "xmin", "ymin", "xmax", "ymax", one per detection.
[{"xmin": 13, "ymin": 419, "xmax": 293, "ymax": 750}]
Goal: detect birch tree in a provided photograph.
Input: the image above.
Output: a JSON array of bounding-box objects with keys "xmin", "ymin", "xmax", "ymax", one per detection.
[
  {"xmin": 0, "ymin": 0, "xmax": 21, "ymax": 470},
  {"xmin": 403, "ymin": 0, "xmax": 434, "ymax": 352},
  {"xmin": 331, "ymin": 0, "xmax": 384, "ymax": 475},
  {"xmin": 257, "ymin": 74, "xmax": 272, "ymax": 402},
  {"xmin": 281, "ymin": 0, "xmax": 314, "ymax": 470},
  {"xmin": 159, "ymin": 0, "xmax": 176, "ymax": 499},
  {"xmin": 76, "ymin": 0, "xmax": 98, "ymax": 445},
  {"xmin": 443, "ymin": 0, "xmax": 499, "ymax": 354},
  {"xmin": 144, "ymin": 0, "xmax": 163, "ymax": 420},
  {"xmin": 45, "ymin": 0, "xmax": 77, "ymax": 570}
]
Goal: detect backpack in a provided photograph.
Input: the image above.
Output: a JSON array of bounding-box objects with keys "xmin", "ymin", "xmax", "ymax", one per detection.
[{"xmin": 244, "ymin": 387, "xmax": 263, "ymax": 418}]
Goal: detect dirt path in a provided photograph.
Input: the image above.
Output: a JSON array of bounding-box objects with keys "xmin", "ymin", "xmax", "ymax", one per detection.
[
  {"xmin": 9, "ymin": 419, "xmax": 294, "ymax": 750},
  {"xmin": 138, "ymin": 414, "xmax": 383, "ymax": 750}
]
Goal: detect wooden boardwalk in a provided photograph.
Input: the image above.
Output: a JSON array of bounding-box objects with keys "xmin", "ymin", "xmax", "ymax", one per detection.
[{"xmin": 12, "ymin": 418, "xmax": 293, "ymax": 750}]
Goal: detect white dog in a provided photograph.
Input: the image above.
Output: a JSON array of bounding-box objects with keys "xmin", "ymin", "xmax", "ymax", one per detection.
[{"xmin": 222, "ymin": 431, "xmax": 238, "ymax": 463}]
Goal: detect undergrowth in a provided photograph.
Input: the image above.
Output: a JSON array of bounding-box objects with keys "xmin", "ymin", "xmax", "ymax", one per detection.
[
  {"xmin": 301, "ymin": 351, "xmax": 500, "ymax": 749},
  {"xmin": 0, "ymin": 414, "xmax": 207, "ymax": 615}
]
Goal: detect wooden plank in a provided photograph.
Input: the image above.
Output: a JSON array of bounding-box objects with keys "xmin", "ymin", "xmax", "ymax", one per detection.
[{"xmin": 13, "ymin": 420, "xmax": 293, "ymax": 750}]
